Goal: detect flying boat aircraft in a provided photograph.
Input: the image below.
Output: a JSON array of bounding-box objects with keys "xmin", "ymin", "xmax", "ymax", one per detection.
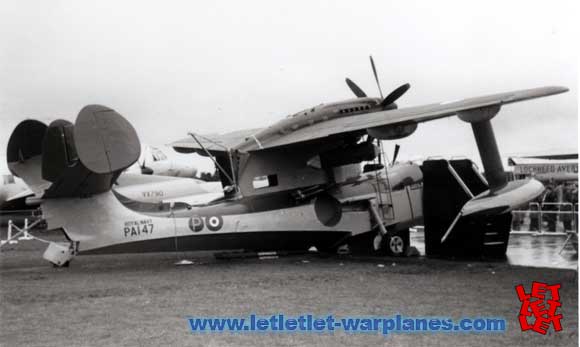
[{"xmin": 4, "ymin": 58, "xmax": 568, "ymax": 266}]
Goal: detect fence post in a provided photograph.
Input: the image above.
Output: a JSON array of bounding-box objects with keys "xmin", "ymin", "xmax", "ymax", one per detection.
[
  {"xmin": 18, "ymin": 218, "xmax": 34, "ymax": 240},
  {"xmin": 528, "ymin": 202, "xmax": 541, "ymax": 233},
  {"xmin": 572, "ymin": 203, "xmax": 578, "ymax": 233},
  {"xmin": 7, "ymin": 220, "xmax": 18, "ymax": 244},
  {"xmin": 0, "ymin": 221, "xmax": 7, "ymax": 245}
]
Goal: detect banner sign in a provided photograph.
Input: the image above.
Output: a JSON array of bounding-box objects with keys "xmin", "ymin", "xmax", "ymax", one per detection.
[{"xmin": 513, "ymin": 163, "xmax": 578, "ymax": 180}]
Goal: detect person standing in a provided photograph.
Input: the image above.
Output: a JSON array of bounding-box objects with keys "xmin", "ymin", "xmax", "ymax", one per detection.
[
  {"xmin": 529, "ymin": 190, "xmax": 543, "ymax": 231},
  {"xmin": 561, "ymin": 183, "xmax": 575, "ymax": 231},
  {"xmin": 572, "ymin": 183, "xmax": 578, "ymax": 231},
  {"xmin": 542, "ymin": 183, "xmax": 559, "ymax": 232}
]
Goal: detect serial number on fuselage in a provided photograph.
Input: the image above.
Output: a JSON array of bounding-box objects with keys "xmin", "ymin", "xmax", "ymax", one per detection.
[
  {"xmin": 124, "ymin": 219, "xmax": 154, "ymax": 237},
  {"xmin": 142, "ymin": 191, "xmax": 164, "ymax": 198}
]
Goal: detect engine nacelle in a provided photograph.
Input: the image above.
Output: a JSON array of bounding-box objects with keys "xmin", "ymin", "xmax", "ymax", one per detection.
[{"xmin": 366, "ymin": 122, "xmax": 418, "ymax": 140}]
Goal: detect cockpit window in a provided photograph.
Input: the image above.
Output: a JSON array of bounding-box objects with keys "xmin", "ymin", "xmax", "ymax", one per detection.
[{"xmin": 150, "ymin": 147, "xmax": 168, "ymax": 162}]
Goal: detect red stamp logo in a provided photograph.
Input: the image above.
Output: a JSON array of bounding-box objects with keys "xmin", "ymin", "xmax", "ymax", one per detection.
[{"xmin": 515, "ymin": 282, "xmax": 563, "ymax": 335}]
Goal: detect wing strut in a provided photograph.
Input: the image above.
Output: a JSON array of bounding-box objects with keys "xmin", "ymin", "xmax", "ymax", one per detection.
[
  {"xmin": 187, "ymin": 132, "xmax": 238, "ymax": 192},
  {"xmin": 458, "ymin": 104, "xmax": 506, "ymax": 191}
]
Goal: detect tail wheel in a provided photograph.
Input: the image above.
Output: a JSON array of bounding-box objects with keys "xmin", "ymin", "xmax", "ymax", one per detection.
[
  {"xmin": 51, "ymin": 260, "xmax": 70, "ymax": 268},
  {"xmin": 314, "ymin": 244, "xmax": 339, "ymax": 256}
]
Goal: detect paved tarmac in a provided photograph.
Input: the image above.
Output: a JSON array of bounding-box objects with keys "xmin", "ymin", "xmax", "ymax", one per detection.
[{"xmin": 410, "ymin": 231, "xmax": 578, "ymax": 270}]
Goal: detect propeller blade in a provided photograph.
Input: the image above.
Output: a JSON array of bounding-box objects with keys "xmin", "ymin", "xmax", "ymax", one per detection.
[
  {"xmin": 381, "ymin": 83, "xmax": 411, "ymax": 108},
  {"xmin": 345, "ymin": 78, "xmax": 367, "ymax": 98},
  {"xmin": 369, "ymin": 56, "xmax": 383, "ymax": 98},
  {"xmin": 392, "ymin": 144, "xmax": 400, "ymax": 164}
]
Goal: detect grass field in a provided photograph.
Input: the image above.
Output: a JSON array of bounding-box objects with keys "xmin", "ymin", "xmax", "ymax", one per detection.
[{"xmin": 0, "ymin": 235, "xmax": 577, "ymax": 347}]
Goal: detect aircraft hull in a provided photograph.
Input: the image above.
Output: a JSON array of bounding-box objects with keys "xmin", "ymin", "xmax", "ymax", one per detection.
[
  {"xmin": 42, "ymin": 190, "xmax": 371, "ymax": 255},
  {"xmin": 78, "ymin": 230, "xmax": 350, "ymax": 255}
]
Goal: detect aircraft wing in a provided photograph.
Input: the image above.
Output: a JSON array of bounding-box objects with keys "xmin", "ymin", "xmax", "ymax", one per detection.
[
  {"xmin": 248, "ymin": 86, "xmax": 568, "ymax": 150},
  {"xmin": 171, "ymin": 128, "xmax": 264, "ymax": 154}
]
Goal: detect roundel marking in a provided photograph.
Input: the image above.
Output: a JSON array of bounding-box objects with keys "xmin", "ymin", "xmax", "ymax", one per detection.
[
  {"xmin": 188, "ymin": 216, "xmax": 204, "ymax": 232},
  {"xmin": 206, "ymin": 216, "xmax": 223, "ymax": 231}
]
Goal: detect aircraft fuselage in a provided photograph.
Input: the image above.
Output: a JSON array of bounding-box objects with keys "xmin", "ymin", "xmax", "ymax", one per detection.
[{"xmin": 43, "ymin": 164, "xmax": 424, "ymax": 255}]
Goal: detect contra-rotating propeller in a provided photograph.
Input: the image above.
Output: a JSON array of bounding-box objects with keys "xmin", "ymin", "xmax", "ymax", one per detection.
[{"xmin": 345, "ymin": 56, "xmax": 410, "ymax": 109}]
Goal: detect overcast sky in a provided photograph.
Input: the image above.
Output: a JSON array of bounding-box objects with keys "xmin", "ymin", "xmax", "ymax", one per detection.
[{"xmin": 0, "ymin": 0, "xmax": 577, "ymax": 174}]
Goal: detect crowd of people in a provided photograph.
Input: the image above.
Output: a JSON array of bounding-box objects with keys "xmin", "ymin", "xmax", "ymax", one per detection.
[{"xmin": 513, "ymin": 179, "xmax": 578, "ymax": 232}]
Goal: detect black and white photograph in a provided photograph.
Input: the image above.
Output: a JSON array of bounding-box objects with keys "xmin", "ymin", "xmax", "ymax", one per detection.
[{"xmin": 0, "ymin": 1, "xmax": 578, "ymax": 346}]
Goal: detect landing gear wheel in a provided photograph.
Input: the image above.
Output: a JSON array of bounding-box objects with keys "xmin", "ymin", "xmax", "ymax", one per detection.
[
  {"xmin": 389, "ymin": 235, "xmax": 405, "ymax": 255},
  {"xmin": 384, "ymin": 229, "xmax": 410, "ymax": 257}
]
